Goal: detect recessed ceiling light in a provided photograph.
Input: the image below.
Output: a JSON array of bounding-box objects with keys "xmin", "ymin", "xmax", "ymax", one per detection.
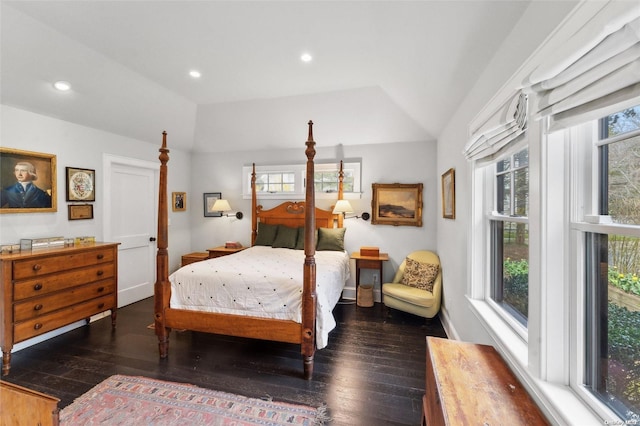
[
  {"xmin": 189, "ymin": 70, "xmax": 201, "ymax": 78},
  {"xmin": 53, "ymin": 81, "xmax": 71, "ymax": 91},
  {"xmin": 300, "ymin": 53, "xmax": 312, "ymax": 63}
]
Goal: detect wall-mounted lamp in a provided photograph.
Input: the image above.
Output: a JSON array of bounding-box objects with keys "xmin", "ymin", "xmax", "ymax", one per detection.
[
  {"xmin": 332, "ymin": 200, "xmax": 370, "ymax": 221},
  {"xmin": 211, "ymin": 199, "xmax": 243, "ymax": 219}
]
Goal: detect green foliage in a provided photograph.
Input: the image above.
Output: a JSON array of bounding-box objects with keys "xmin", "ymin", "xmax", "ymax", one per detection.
[
  {"xmin": 608, "ymin": 266, "xmax": 640, "ymax": 296},
  {"xmin": 608, "ymin": 303, "xmax": 640, "ymax": 410},
  {"xmin": 503, "ymin": 258, "xmax": 529, "ymax": 317}
]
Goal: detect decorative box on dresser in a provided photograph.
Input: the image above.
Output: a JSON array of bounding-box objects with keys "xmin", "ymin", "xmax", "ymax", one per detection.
[{"xmin": 0, "ymin": 242, "xmax": 119, "ymax": 376}]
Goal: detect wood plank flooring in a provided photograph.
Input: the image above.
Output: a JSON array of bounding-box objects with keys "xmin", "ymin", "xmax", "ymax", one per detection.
[{"xmin": 2, "ymin": 297, "xmax": 447, "ymax": 425}]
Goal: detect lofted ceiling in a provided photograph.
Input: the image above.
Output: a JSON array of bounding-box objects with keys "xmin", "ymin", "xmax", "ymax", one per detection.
[{"xmin": 1, "ymin": 1, "xmax": 540, "ymax": 153}]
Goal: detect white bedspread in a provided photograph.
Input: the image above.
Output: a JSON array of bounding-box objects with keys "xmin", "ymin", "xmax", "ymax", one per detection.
[{"xmin": 169, "ymin": 246, "xmax": 350, "ymax": 349}]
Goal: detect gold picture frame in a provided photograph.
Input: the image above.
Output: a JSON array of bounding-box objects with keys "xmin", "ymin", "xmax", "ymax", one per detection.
[
  {"xmin": 0, "ymin": 147, "xmax": 57, "ymax": 213},
  {"xmin": 371, "ymin": 183, "xmax": 423, "ymax": 227},
  {"xmin": 172, "ymin": 191, "xmax": 186, "ymax": 212},
  {"xmin": 441, "ymin": 168, "xmax": 455, "ymax": 219}
]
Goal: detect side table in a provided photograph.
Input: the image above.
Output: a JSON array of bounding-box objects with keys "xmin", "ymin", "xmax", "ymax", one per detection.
[
  {"xmin": 181, "ymin": 252, "xmax": 209, "ymax": 266},
  {"xmin": 207, "ymin": 246, "xmax": 246, "ymax": 258},
  {"xmin": 350, "ymin": 251, "xmax": 389, "ymax": 291}
]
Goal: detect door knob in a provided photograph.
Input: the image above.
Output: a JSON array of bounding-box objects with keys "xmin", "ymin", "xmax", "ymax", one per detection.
[{"xmin": 149, "ymin": 237, "xmax": 157, "ymax": 242}]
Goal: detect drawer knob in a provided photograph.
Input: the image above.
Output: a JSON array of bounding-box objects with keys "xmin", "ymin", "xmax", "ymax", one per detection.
[
  {"xmin": 98, "ymin": 303, "xmax": 105, "ymax": 309},
  {"xmin": 34, "ymin": 304, "xmax": 43, "ymax": 311},
  {"xmin": 97, "ymin": 286, "xmax": 105, "ymax": 292},
  {"xmin": 34, "ymin": 323, "xmax": 42, "ymax": 330},
  {"xmin": 32, "ymin": 264, "xmax": 42, "ymax": 271},
  {"xmin": 97, "ymin": 254, "xmax": 104, "ymax": 260},
  {"xmin": 33, "ymin": 283, "xmax": 43, "ymax": 291},
  {"xmin": 97, "ymin": 270, "xmax": 104, "ymax": 276}
]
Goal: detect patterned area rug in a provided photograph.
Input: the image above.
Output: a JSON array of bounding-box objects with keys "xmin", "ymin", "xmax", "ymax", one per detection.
[{"xmin": 60, "ymin": 375, "xmax": 328, "ymax": 425}]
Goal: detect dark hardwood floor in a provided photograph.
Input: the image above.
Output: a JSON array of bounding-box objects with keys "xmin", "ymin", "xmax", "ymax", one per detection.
[{"xmin": 2, "ymin": 297, "xmax": 447, "ymax": 425}]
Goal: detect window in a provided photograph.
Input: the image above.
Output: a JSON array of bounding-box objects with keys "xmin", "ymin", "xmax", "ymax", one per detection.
[
  {"xmin": 242, "ymin": 161, "xmax": 361, "ymax": 200},
  {"xmin": 582, "ymin": 106, "xmax": 640, "ymax": 422},
  {"xmin": 490, "ymin": 148, "xmax": 530, "ymax": 327}
]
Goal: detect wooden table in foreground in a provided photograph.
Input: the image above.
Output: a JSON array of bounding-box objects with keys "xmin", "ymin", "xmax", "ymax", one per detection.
[
  {"xmin": 1, "ymin": 380, "xmax": 60, "ymax": 425},
  {"xmin": 423, "ymin": 336, "xmax": 549, "ymax": 426}
]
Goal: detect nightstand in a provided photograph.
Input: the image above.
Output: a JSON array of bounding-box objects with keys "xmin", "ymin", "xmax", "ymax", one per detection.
[
  {"xmin": 350, "ymin": 251, "xmax": 389, "ymax": 291},
  {"xmin": 207, "ymin": 246, "xmax": 246, "ymax": 258},
  {"xmin": 181, "ymin": 252, "xmax": 209, "ymax": 266}
]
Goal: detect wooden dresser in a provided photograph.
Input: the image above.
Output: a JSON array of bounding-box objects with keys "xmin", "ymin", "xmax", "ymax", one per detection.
[
  {"xmin": 423, "ymin": 336, "xmax": 549, "ymax": 425},
  {"xmin": 0, "ymin": 242, "xmax": 119, "ymax": 376}
]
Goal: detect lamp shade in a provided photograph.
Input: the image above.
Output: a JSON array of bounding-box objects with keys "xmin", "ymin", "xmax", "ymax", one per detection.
[
  {"xmin": 211, "ymin": 199, "xmax": 232, "ymax": 212},
  {"xmin": 332, "ymin": 200, "xmax": 353, "ymax": 214}
]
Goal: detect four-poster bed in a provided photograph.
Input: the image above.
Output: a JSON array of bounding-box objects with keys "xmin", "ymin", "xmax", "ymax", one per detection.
[{"xmin": 153, "ymin": 121, "xmax": 347, "ymax": 379}]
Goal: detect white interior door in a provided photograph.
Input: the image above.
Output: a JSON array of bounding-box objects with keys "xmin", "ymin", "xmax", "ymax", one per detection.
[{"xmin": 104, "ymin": 155, "xmax": 158, "ymax": 307}]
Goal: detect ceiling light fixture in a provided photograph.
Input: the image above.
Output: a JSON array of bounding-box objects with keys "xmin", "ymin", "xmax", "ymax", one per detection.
[
  {"xmin": 189, "ymin": 70, "xmax": 201, "ymax": 78},
  {"xmin": 300, "ymin": 53, "xmax": 312, "ymax": 63},
  {"xmin": 53, "ymin": 81, "xmax": 71, "ymax": 91}
]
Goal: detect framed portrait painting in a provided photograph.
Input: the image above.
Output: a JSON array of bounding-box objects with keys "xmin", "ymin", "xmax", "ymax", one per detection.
[
  {"xmin": 441, "ymin": 168, "xmax": 455, "ymax": 219},
  {"xmin": 0, "ymin": 147, "xmax": 57, "ymax": 213},
  {"xmin": 371, "ymin": 183, "xmax": 423, "ymax": 227}
]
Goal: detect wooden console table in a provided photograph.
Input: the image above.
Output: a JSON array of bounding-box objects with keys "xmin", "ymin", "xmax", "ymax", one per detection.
[{"xmin": 423, "ymin": 336, "xmax": 549, "ymax": 425}]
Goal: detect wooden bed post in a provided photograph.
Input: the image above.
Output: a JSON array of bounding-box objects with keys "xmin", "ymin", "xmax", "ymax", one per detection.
[
  {"xmin": 251, "ymin": 163, "xmax": 257, "ymax": 246},
  {"xmin": 154, "ymin": 131, "xmax": 171, "ymax": 358},
  {"xmin": 302, "ymin": 120, "xmax": 317, "ymax": 380},
  {"xmin": 337, "ymin": 160, "xmax": 344, "ymax": 228}
]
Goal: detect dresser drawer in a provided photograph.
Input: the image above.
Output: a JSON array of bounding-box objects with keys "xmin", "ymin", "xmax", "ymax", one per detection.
[
  {"xmin": 14, "ymin": 263, "xmax": 115, "ymax": 300},
  {"xmin": 14, "ymin": 294, "xmax": 115, "ymax": 342},
  {"xmin": 14, "ymin": 279, "xmax": 115, "ymax": 322},
  {"xmin": 12, "ymin": 248, "xmax": 114, "ymax": 280}
]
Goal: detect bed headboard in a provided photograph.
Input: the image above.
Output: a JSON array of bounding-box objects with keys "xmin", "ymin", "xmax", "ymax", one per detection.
[{"xmin": 256, "ymin": 201, "xmax": 335, "ymax": 229}]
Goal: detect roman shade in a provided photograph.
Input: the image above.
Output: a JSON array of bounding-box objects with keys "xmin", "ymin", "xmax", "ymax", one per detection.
[
  {"xmin": 464, "ymin": 91, "xmax": 527, "ymax": 161},
  {"xmin": 527, "ymin": 3, "xmax": 640, "ymax": 131}
]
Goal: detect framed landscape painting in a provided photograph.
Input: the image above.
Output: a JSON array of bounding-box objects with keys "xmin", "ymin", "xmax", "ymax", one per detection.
[
  {"xmin": 371, "ymin": 183, "xmax": 423, "ymax": 227},
  {"xmin": 0, "ymin": 147, "xmax": 57, "ymax": 213},
  {"xmin": 441, "ymin": 168, "xmax": 455, "ymax": 219}
]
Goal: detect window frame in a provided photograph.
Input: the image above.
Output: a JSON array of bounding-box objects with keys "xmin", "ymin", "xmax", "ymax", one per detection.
[{"xmin": 242, "ymin": 161, "xmax": 362, "ymax": 200}]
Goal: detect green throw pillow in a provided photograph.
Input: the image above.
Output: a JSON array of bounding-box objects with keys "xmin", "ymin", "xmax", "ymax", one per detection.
[
  {"xmin": 316, "ymin": 227, "xmax": 346, "ymax": 251},
  {"xmin": 272, "ymin": 225, "xmax": 298, "ymax": 249},
  {"xmin": 295, "ymin": 227, "xmax": 317, "ymax": 250},
  {"xmin": 254, "ymin": 222, "xmax": 279, "ymax": 246}
]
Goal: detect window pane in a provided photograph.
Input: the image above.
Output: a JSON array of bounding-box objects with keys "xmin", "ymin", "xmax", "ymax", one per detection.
[
  {"xmin": 497, "ymin": 158, "xmax": 511, "ymax": 173},
  {"xmin": 491, "ymin": 220, "xmax": 529, "ymax": 325},
  {"xmin": 604, "ymin": 106, "xmax": 640, "ymax": 138},
  {"xmin": 605, "ymin": 135, "xmax": 640, "ymax": 225},
  {"xmin": 497, "ymin": 173, "xmax": 511, "ymax": 214},
  {"xmin": 585, "ymin": 233, "xmax": 640, "ymax": 421},
  {"xmin": 514, "ymin": 168, "xmax": 529, "ymax": 217},
  {"xmin": 514, "ymin": 148, "xmax": 529, "ymax": 168}
]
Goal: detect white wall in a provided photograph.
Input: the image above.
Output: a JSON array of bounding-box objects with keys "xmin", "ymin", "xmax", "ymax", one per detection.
[
  {"xmin": 435, "ymin": 2, "xmax": 577, "ymax": 341},
  {"xmin": 1, "ymin": 106, "xmax": 192, "ymax": 272},
  {"xmin": 189, "ymin": 138, "xmax": 437, "ymax": 298}
]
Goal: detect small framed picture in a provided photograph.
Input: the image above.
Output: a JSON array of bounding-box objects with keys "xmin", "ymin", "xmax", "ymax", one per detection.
[
  {"xmin": 203, "ymin": 192, "xmax": 222, "ymax": 217},
  {"xmin": 441, "ymin": 168, "xmax": 455, "ymax": 219},
  {"xmin": 66, "ymin": 167, "xmax": 95, "ymax": 202},
  {"xmin": 172, "ymin": 192, "xmax": 186, "ymax": 212},
  {"xmin": 0, "ymin": 147, "xmax": 57, "ymax": 213},
  {"xmin": 371, "ymin": 183, "xmax": 423, "ymax": 227},
  {"xmin": 68, "ymin": 204, "xmax": 94, "ymax": 220}
]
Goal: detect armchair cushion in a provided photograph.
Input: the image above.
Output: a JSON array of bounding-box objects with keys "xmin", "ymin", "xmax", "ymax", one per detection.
[{"xmin": 401, "ymin": 257, "xmax": 439, "ymax": 292}]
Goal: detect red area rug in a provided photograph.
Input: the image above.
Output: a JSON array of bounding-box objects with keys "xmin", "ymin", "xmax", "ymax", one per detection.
[{"xmin": 60, "ymin": 375, "xmax": 328, "ymax": 425}]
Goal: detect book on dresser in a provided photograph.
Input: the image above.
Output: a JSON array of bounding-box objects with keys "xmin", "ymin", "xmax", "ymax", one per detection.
[{"xmin": 0, "ymin": 242, "xmax": 120, "ymax": 376}]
